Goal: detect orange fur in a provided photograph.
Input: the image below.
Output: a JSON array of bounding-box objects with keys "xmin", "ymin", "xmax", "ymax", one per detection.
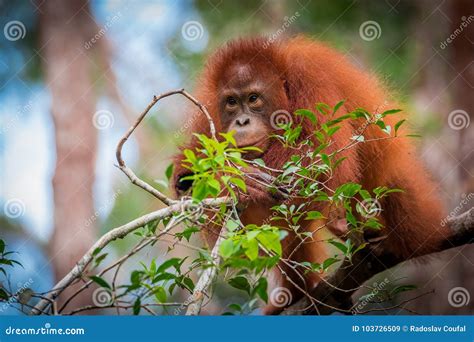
[{"xmin": 172, "ymin": 36, "xmax": 451, "ymax": 313}]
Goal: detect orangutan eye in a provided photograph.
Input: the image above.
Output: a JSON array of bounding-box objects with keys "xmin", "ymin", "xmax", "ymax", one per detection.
[
  {"xmin": 227, "ymin": 97, "xmax": 237, "ymax": 106},
  {"xmin": 248, "ymin": 94, "xmax": 259, "ymax": 103}
]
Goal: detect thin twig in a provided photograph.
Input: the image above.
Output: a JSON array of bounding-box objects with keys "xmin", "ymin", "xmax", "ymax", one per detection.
[
  {"xmin": 115, "ymin": 89, "xmax": 215, "ymax": 206},
  {"xmin": 31, "ymin": 197, "xmax": 232, "ymax": 315},
  {"xmin": 185, "ymin": 217, "xmax": 229, "ymax": 315}
]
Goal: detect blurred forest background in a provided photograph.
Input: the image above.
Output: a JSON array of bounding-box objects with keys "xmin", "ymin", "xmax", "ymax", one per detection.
[{"xmin": 0, "ymin": 0, "xmax": 473, "ymax": 315}]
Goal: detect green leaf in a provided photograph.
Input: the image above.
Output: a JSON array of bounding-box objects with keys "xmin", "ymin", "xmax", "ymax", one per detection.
[
  {"xmin": 133, "ymin": 297, "xmax": 141, "ymax": 315},
  {"xmin": 322, "ymin": 257, "xmax": 339, "ymax": 271},
  {"xmin": 220, "ymin": 239, "xmax": 235, "ymax": 258},
  {"xmin": 207, "ymin": 178, "xmax": 221, "ymax": 195},
  {"xmin": 153, "ymin": 286, "xmax": 167, "ymax": 303},
  {"xmin": 157, "ymin": 258, "xmax": 182, "ymax": 274},
  {"xmin": 394, "ymin": 119, "xmax": 406, "ymax": 135},
  {"xmin": 177, "ymin": 226, "xmax": 200, "ymax": 241},
  {"xmin": 192, "ymin": 179, "xmax": 208, "ymax": 201},
  {"xmin": 390, "ymin": 284, "xmax": 417, "ymax": 296},
  {"xmin": 335, "ymin": 183, "xmax": 361, "ymax": 198},
  {"xmin": 320, "ymin": 153, "xmax": 330, "ymax": 166},
  {"xmin": 295, "ymin": 109, "xmax": 317, "ymax": 124},
  {"xmin": 131, "ymin": 270, "xmax": 142, "ymax": 285},
  {"xmin": 228, "ymin": 303, "xmax": 242, "ymax": 312},
  {"xmin": 165, "ymin": 164, "xmax": 174, "ymax": 181},
  {"xmin": 183, "ymin": 149, "xmax": 197, "ymax": 163},
  {"xmin": 93, "ymin": 253, "xmax": 108, "ymax": 268},
  {"xmin": 329, "ymin": 240, "xmax": 347, "ymax": 254},
  {"xmin": 253, "ymin": 278, "xmax": 268, "ymax": 303},
  {"xmin": 326, "ymin": 126, "xmax": 341, "ymax": 137},
  {"xmin": 305, "ymin": 211, "xmax": 324, "ymax": 220},
  {"xmin": 257, "ymin": 231, "xmax": 282, "ymax": 256},
  {"xmin": 230, "ymin": 177, "xmax": 246, "ymax": 192},
  {"xmin": 219, "ymin": 131, "xmax": 237, "ymax": 147},
  {"xmin": 382, "ymin": 125, "xmax": 391, "ymax": 135},
  {"xmin": 228, "ymin": 276, "xmax": 251, "ymax": 295},
  {"xmin": 92, "ymin": 247, "xmax": 102, "ymax": 257},
  {"xmin": 381, "ymin": 109, "xmax": 402, "ymax": 117},
  {"xmin": 226, "ymin": 219, "xmax": 240, "ymax": 232},
  {"xmin": 0, "ymin": 240, "xmax": 5, "ymax": 254},
  {"xmin": 0, "ymin": 288, "xmax": 9, "ymax": 301},
  {"xmin": 315, "ymin": 103, "xmax": 331, "ymax": 115},
  {"xmin": 242, "ymin": 238, "xmax": 259, "ymax": 260},
  {"xmin": 153, "ymin": 272, "xmax": 176, "ymax": 282},
  {"xmin": 333, "ymin": 100, "xmax": 345, "ymax": 114},
  {"xmin": 90, "ymin": 276, "xmax": 111, "ymax": 289},
  {"xmin": 183, "ymin": 276, "xmax": 195, "ymax": 291}
]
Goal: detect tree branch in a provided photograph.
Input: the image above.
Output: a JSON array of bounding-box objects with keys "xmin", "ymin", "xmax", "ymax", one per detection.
[
  {"xmin": 115, "ymin": 89, "xmax": 215, "ymax": 206},
  {"xmin": 185, "ymin": 229, "xmax": 225, "ymax": 315},
  {"xmin": 280, "ymin": 207, "xmax": 474, "ymax": 315},
  {"xmin": 31, "ymin": 197, "xmax": 232, "ymax": 315}
]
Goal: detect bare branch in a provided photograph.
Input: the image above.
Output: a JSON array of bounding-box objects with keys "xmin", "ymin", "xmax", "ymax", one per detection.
[
  {"xmin": 31, "ymin": 197, "xmax": 232, "ymax": 315},
  {"xmin": 115, "ymin": 89, "xmax": 215, "ymax": 206},
  {"xmin": 280, "ymin": 207, "xmax": 474, "ymax": 315},
  {"xmin": 185, "ymin": 229, "xmax": 225, "ymax": 315}
]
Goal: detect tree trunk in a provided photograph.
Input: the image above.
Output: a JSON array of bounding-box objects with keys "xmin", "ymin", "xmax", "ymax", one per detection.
[
  {"xmin": 449, "ymin": 0, "xmax": 474, "ymax": 315},
  {"xmin": 40, "ymin": 0, "xmax": 99, "ymax": 310}
]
